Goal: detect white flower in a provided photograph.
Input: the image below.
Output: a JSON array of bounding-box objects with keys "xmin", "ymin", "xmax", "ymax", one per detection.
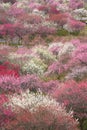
[
  {"xmin": 22, "ymin": 58, "xmax": 47, "ymax": 75},
  {"xmin": 8, "ymin": 89, "xmax": 67, "ymax": 114},
  {"xmin": 35, "ymin": 47, "xmax": 56, "ymax": 63},
  {"xmin": 58, "ymin": 42, "xmax": 75, "ymax": 58},
  {"xmin": 0, "ymin": 3, "xmax": 11, "ymax": 10}
]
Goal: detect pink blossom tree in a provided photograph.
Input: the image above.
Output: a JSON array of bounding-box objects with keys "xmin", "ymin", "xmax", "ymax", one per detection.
[{"xmin": 69, "ymin": 0, "xmax": 84, "ymax": 10}]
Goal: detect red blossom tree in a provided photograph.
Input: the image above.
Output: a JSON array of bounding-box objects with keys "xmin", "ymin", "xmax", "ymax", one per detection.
[
  {"xmin": 5, "ymin": 106, "xmax": 79, "ymax": 130},
  {"xmin": 53, "ymin": 80, "xmax": 87, "ymax": 129},
  {"xmin": 0, "ymin": 61, "xmax": 20, "ymax": 77},
  {"xmin": 49, "ymin": 13, "xmax": 68, "ymax": 27},
  {"xmin": 0, "ymin": 94, "xmax": 13, "ymax": 128}
]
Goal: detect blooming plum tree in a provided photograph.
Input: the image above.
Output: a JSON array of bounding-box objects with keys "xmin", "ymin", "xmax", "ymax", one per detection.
[
  {"xmin": 5, "ymin": 90, "xmax": 79, "ymax": 130},
  {"xmin": 53, "ymin": 80, "xmax": 87, "ymax": 129},
  {"xmin": 69, "ymin": 0, "xmax": 84, "ymax": 10}
]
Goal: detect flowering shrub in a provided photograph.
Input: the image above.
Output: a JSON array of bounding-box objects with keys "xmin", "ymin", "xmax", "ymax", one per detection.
[
  {"xmin": 0, "ymin": 76, "xmax": 21, "ymax": 93},
  {"xmin": 8, "ymin": 52, "xmax": 32, "ymax": 67},
  {"xmin": 48, "ymin": 42, "xmax": 75, "ymax": 63},
  {"xmin": 7, "ymin": 90, "xmax": 58, "ymax": 110},
  {"xmin": 0, "ymin": 74, "xmax": 42, "ymax": 93},
  {"xmin": 37, "ymin": 25, "xmax": 57, "ymax": 36},
  {"xmin": 0, "ymin": 0, "xmax": 87, "ymax": 129},
  {"xmin": 19, "ymin": 74, "xmax": 42, "ymax": 92},
  {"xmin": 0, "ymin": 106, "xmax": 13, "ymax": 128},
  {"xmin": 65, "ymin": 66, "xmax": 87, "ymax": 81},
  {"xmin": 16, "ymin": 47, "xmax": 32, "ymax": 54},
  {"xmin": 49, "ymin": 13, "xmax": 68, "ymax": 27},
  {"xmin": 0, "ymin": 94, "xmax": 8, "ymax": 105},
  {"xmin": 35, "ymin": 47, "xmax": 56, "ymax": 64},
  {"xmin": 58, "ymin": 42, "xmax": 75, "ymax": 59},
  {"xmin": 22, "ymin": 58, "xmax": 47, "ymax": 75},
  {"xmin": 5, "ymin": 106, "xmax": 79, "ymax": 130},
  {"xmin": 0, "ymin": 0, "xmax": 86, "ymax": 44},
  {"xmin": 71, "ymin": 39, "xmax": 81, "ymax": 47},
  {"xmin": 0, "ymin": 73, "xmax": 58, "ymax": 93},
  {"xmin": 48, "ymin": 43, "xmax": 60, "ymax": 56},
  {"xmin": 69, "ymin": 0, "xmax": 84, "ymax": 10},
  {"xmin": 0, "ymin": 45, "xmax": 13, "ymax": 56},
  {"xmin": 0, "ymin": 94, "xmax": 13, "ymax": 128},
  {"xmin": 0, "ymin": 62, "xmax": 20, "ymax": 77},
  {"xmin": 67, "ymin": 44, "xmax": 87, "ymax": 69},
  {"xmin": 5, "ymin": 90, "xmax": 79, "ymax": 130},
  {"xmin": 53, "ymin": 80, "xmax": 87, "ymax": 123},
  {"xmin": 42, "ymin": 80, "xmax": 60, "ymax": 94},
  {"xmin": 65, "ymin": 19, "xmax": 86, "ymax": 32},
  {"xmin": 72, "ymin": 44, "xmax": 87, "ymax": 65},
  {"xmin": 46, "ymin": 61, "xmax": 67, "ymax": 75},
  {"xmin": 0, "ymin": 45, "xmax": 15, "ymax": 65},
  {"xmin": 72, "ymin": 8, "xmax": 87, "ymax": 21}
]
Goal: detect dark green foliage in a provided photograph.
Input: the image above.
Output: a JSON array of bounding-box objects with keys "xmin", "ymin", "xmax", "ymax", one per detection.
[
  {"xmin": 56, "ymin": 29, "xmax": 69, "ymax": 36},
  {"xmin": 45, "ymin": 37, "xmax": 53, "ymax": 43},
  {"xmin": 82, "ymin": 119, "xmax": 87, "ymax": 130}
]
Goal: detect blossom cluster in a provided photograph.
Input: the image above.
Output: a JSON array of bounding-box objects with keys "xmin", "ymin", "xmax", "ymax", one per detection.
[
  {"xmin": 0, "ymin": 1, "xmax": 87, "ymax": 129},
  {"xmin": 0, "ymin": 0, "xmax": 86, "ymax": 44}
]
